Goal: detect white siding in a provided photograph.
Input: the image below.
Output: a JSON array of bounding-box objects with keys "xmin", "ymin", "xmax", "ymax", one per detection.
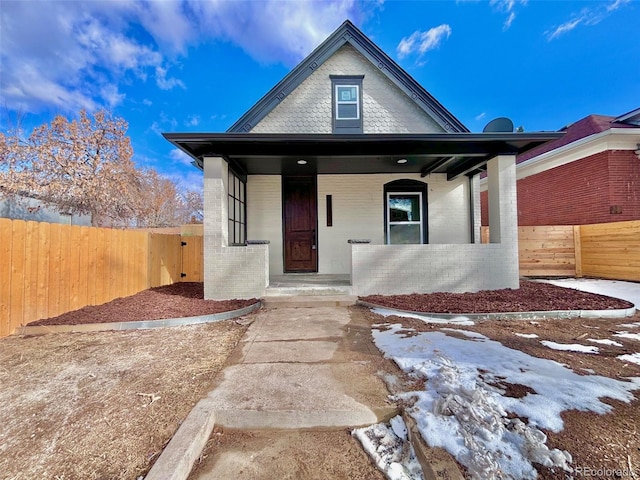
[
  {"xmin": 247, "ymin": 175, "xmax": 284, "ymax": 275},
  {"xmin": 251, "ymin": 45, "xmax": 444, "ymax": 134},
  {"xmin": 245, "ymin": 173, "xmax": 471, "ymax": 275}
]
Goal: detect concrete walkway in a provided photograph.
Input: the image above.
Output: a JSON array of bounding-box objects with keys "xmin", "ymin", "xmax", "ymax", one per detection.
[
  {"xmin": 206, "ymin": 305, "xmax": 395, "ymax": 429},
  {"xmin": 147, "ymin": 302, "xmax": 397, "ymax": 480}
]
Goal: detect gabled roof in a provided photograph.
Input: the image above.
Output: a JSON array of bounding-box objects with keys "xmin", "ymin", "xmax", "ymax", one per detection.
[
  {"xmin": 227, "ymin": 20, "xmax": 468, "ymax": 134},
  {"xmin": 517, "ymin": 112, "xmax": 639, "ymax": 164}
]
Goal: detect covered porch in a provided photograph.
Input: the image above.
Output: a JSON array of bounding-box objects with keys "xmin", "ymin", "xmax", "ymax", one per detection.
[{"xmin": 165, "ymin": 132, "xmax": 562, "ymax": 299}]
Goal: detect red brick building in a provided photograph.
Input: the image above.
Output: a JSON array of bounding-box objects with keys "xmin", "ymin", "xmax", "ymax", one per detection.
[{"xmin": 481, "ymin": 108, "xmax": 640, "ymax": 226}]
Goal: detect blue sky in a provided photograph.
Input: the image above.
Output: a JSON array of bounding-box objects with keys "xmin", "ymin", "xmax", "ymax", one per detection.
[{"xmin": 1, "ymin": 0, "xmax": 639, "ymax": 191}]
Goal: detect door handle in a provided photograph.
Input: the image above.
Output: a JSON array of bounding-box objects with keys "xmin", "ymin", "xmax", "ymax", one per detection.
[{"xmin": 312, "ymin": 229, "xmax": 316, "ymax": 250}]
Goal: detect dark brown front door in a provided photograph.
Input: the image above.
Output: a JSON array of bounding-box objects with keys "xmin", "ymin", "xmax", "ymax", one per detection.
[{"xmin": 283, "ymin": 176, "xmax": 317, "ymax": 272}]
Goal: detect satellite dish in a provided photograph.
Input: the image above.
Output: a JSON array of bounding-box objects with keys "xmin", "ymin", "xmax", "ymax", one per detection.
[{"xmin": 483, "ymin": 117, "xmax": 514, "ymax": 133}]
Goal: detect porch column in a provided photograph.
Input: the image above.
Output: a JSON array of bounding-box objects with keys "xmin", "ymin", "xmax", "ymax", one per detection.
[
  {"xmin": 486, "ymin": 154, "xmax": 519, "ymax": 289},
  {"xmin": 204, "ymin": 156, "xmax": 229, "ymax": 248},
  {"xmin": 487, "ymin": 155, "xmax": 518, "ymax": 246},
  {"xmin": 203, "ymin": 156, "xmax": 228, "ymax": 300}
]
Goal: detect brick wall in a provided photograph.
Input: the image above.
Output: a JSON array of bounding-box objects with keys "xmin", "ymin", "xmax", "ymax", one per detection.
[{"xmin": 481, "ymin": 150, "xmax": 640, "ymax": 226}]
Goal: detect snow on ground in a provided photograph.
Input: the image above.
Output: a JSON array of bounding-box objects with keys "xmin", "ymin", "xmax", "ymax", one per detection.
[
  {"xmin": 614, "ymin": 331, "xmax": 640, "ymax": 341},
  {"xmin": 514, "ymin": 333, "xmax": 539, "ymax": 339},
  {"xmin": 372, "ymin": 323, "xmax": 640, "ymax": 480},
  {"xmin": 372, "ymin": 308, "xmax": 474, "ymax": 326},
  {"xmin": 588, "ymin": 338, "xmax": 623, "ymax": 347},
  {"xmin": 353, "ymin": 415, "xmax": 424, "ymax": 480},
  {"xmin": 540, "ymin": 341, "xmax": 599, "ymax": 354},
  {"xmin": 540, "ymin": 278, "xmax": 640, "ymax": 310},
  {"xmin": 619, "ymin": 322, "xmax": 640, "ymax": 328},
  {"xmin": 618, "ymin": 353, "xmax": 640, "ymax": 366}
]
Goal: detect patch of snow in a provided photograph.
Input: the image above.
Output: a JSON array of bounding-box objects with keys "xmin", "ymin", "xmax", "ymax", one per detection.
[
  {"xmin": 440, "ymin": 328, "xmax": 487, "ymax": 339},
  {"xmin": 588, "ymin": 338, "xmax": 623, "ymax": 347},
  {"xmin": 353, "ymin": 416, "xmax": 424, "ymax": 480},
  {"xmin": 371, "ymin": 308, "xmax": 474, "ymax": 326},
  {"xmin": 539, "ymin": 278, "xmax": 639, "ymax": 311},
  {"xmin": 540, "ymin": 341, "xmax": 599, "ymax": 354},
  {"xmin": 390, "ymin": 415, "xmax": 408, "ymax": 441},
  {"xmin": 618, "ymin": 353, "xmax": 640, "ymax": 366},
  {"xmin": 372, "ymin": 324, "xmax": 640, "ymax": 479},
  {"xmin": 618, "ymin": 322, "xmax": 640, "ymax": 328},
  {"xmin": 514, "ymin": 333, "xmax": 539, "ymax": 339},
  {"xmin": 614, "ymin": 331, "xmax": 640, "ymax": 341}
]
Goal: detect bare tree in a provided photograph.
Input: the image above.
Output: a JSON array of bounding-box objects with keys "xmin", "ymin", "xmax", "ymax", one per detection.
[{"xmin": 0, "ymin": 109, "xmax": 140, "ymax": 226}]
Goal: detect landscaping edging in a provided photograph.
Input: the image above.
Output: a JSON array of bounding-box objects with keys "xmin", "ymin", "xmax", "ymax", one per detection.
[
  {"xmin": 16, "ymin": 302, "xmax": 262, "ymax": 336},
  {"xmin": 356, "ymin": 300, "xmax": 637, "ymax": 321}
]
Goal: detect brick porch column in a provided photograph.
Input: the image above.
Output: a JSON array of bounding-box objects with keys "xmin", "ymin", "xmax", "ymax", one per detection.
[
  {"xmin": 203, "ymin": 156, "xmax": 228, "ymax": 299},
  {"xmin": 487, "ymin": 154, "xmax": 519, "ymax": 287}
]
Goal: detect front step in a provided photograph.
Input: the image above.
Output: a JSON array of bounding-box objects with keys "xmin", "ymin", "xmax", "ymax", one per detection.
[
  {"xmin": 264, "ymin": 285, "xmax": 353, "ymax": 297},
  {"xmin": 262, "ymin": 295, "xmax": 357, "ymax": 308}
]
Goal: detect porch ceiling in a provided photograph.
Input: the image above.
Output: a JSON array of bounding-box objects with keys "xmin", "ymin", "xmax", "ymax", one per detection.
[{"xmin": 163, "ymin": 132, "xmax": 563, "ymax": 180}]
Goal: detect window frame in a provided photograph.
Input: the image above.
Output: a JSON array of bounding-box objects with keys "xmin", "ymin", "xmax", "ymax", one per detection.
[
  {"xmin": 227, "ymin": 167, "xmax": 247, "ymax": 246},
  {"xmin": 330, "ymin": 75, "xmax": 364, "ymax": 134},
  {"xmin": 383, "ymin": 179, "xmax": 429, "ymax": 245},
  {"xmin": 335, "ymin": 84, "xmax": 360, "ymax": 120},
  {"xmin": 386, "ymin": 191, "xmax": 424, "ymax": 244}
]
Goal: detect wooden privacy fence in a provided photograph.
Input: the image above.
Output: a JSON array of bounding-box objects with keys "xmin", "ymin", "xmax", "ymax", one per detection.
[
  {"xmin": 481, "ymin": 220, "xmax": 640, "ymax": 281},
  {"xmin": 0, "ymin": 219, "xmax": 203, "ymax": 337},
  {"xmin": 579, "ymin": 220, "xmax": 640, "ymax": 282}
]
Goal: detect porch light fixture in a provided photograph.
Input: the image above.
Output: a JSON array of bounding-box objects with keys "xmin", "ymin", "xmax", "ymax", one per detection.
[
  {"xmin": 297, "ymin": 159, "xmax": 307, "ymax": 165},
  {"xmin": 396, "ymin": 158, "xmax": 408, "ymax": 164}
]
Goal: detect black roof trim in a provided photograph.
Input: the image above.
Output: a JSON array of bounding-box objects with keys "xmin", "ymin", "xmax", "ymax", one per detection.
[
  {"xmin": 227, "ymin": 20, "xmax": 468, "ymax": 133},
  {"xmin": 163, "ymin": 132, "xmax": 562, "ymax": 179}
]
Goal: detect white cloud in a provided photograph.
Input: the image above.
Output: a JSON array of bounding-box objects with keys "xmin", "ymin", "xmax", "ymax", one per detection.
[
  {"xmin": 1, "ymin": 0, "xmax": 379, "ymax": 113},
  {"xmin": 397, "ymin": 24, "xmax": 452, "ymax": 60},
  {"xmin": 546, "ymin": 0, "xmax": 630, "ymax": 41},
  {"xmin": 184, "ymin": 114, "xmax": 200, "ymax": 127},
  {"xmin": 169, "ymin": 148, "xmax": 196, "ymax": 167},
  {"xmin": 475, "ymin": 112, "xmax": 487, "ymax": 121},
  {"xmin": 0, "ymin": 0, "xmax": 186, "ymax": 113},
  {"xmin": 155, "ymin": 66, "xmax": 186, "ymax": 91},
  {"xmin": 607, "ymin": 0, "xmax": 631, "ymax": 12},
  {"xmin": 490, "ymin": 0, "xmax": 527, "ymax": 30}
]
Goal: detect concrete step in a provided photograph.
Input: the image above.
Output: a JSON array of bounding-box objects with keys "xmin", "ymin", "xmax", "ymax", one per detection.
[
  {"xmin": 261, "ymin": 295, "xmax": 357, "ymax": 308},
  {"xmin": 264, "ymin": 285, "xmax": 353, "ymax": 297}
]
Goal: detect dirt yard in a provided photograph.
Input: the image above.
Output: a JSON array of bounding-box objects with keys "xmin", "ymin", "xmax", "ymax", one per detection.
[
  {"xmin": 357, "ymin": 306, "xmax": 640, "ymax": 479},
  {"xmin": 3, "ymin": 280, "xmax": 639, "ymax": 479},
  {"xmin": 0, "ymin": 320, "xmax": 248, "ymax": 480}
]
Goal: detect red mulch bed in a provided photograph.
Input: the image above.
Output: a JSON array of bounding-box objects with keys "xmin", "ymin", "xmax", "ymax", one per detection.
[
  {"xmin": 360, "ymin": 280, "xmax": 633, "ymax": 314},
  {"xmin": 28, "ymin": 283, "xmax": 258, "ymax": 326}
]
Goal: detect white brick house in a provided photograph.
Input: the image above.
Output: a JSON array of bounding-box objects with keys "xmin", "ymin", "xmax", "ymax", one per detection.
[{"xmin": 165, "ymin": 21, "xmax": 560, "ymax": 299}]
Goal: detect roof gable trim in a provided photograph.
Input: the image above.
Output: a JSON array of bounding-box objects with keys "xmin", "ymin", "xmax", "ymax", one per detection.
[{"xmin": 227, "ymin": 20, "xmax": 468, "ymax": 133}]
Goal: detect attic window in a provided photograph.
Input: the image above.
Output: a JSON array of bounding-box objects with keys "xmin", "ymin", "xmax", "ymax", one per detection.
[
  {"xmin": 331, "ymin": 75, "xmax": 363, "ymax": 134},
  {"xmin": 335, "ymin": 85, "xmax": 359, "ymax": 120}
]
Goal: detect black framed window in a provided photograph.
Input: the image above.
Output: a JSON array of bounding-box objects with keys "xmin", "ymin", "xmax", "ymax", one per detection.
[
  {"xmin": 330, "ymin": 75, "xmax": 363, "ymax": 134},
  {"xmin": 384, "ymin": 179, "xmax": 428, "ymax": 244},
  {"xmin": 227, "ymin": 168, "xmax": 246, "ymax": 246}
]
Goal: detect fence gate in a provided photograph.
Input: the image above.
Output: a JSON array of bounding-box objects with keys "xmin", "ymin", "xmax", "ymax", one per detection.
[{"xmin": 180, "ymin": 236, "xmax": 204, "ymax": 282}]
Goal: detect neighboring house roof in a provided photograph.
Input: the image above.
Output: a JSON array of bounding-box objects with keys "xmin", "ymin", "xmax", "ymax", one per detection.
[
  {"xmin": 227, "ymin": 20, "xmax": 469, "ymax": 134},
  {"xmin": 517, "ymin": 112, "xmax": 639, "ymax": 164}
]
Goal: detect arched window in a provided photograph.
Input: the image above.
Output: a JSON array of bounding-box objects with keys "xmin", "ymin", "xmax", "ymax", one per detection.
[{"xmin": 384, "ymin": 179, "xmax": 428, "ymax": 244}]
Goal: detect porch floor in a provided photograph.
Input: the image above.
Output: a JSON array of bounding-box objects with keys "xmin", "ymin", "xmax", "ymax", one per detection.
[{"xmin": 269, "ymin": 274, "xmax": 351, "ymax": 287}]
